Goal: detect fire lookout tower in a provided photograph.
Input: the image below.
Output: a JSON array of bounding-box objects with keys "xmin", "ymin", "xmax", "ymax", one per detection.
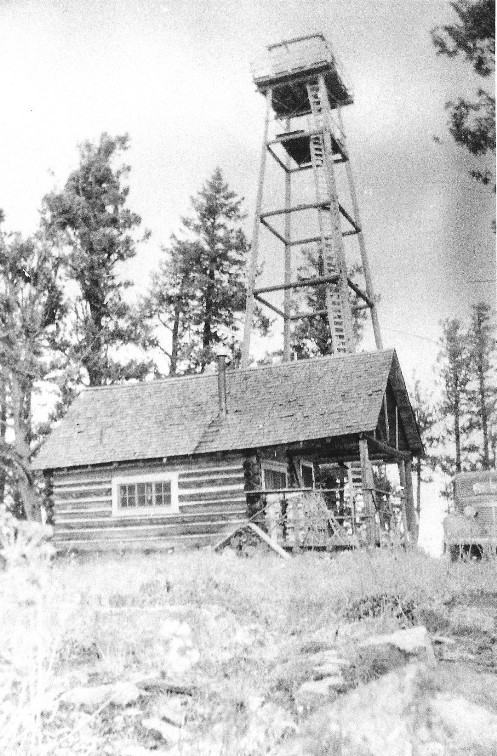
[{"xmin": 241, "ymin": 34, "xmax": 383, "ymax": 367}]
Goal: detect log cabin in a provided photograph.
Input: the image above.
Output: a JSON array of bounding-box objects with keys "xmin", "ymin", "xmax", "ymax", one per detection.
[{"xmin": 33, "ymin": 349, "xmax": 423, "ymax": 552}]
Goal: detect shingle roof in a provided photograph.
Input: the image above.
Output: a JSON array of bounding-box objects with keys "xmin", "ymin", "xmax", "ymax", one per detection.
[{"xmin": 34, "ymin": 349, "xmax": 421, "ymax": 470}]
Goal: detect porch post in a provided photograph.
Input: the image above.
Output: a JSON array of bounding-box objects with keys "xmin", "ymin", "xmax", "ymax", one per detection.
[
  {"xmin": 404, "ymin": 457, "xmax": 418, "ymax": 541},
  {"xmin": 359, "ymin": 437, "xmax": 376, "ymax": 546},
  {"xmin": 398, "ymin": 458, "xmax": 417, "ymax": 543}
]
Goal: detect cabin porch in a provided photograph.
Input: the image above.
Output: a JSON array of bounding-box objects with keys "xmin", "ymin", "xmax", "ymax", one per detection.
[{"xmin": 243, "ymin": 432, "xmax": 418, "ymax": 552}]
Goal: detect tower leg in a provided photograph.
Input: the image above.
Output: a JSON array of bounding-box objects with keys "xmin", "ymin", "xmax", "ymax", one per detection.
[
  {"xmin": 283, "ymin": 117, "xmax": 292, "ymax": 362},
  {"xmin": 241, "ymin": 89, "xmax": 272, "ymax": 369},
  {"xmin": 337, "ymin": 107, "xmax": 383, "ymax": 350}
]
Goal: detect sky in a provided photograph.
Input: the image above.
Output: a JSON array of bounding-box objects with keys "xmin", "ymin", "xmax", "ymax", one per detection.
[{"xmin": 0, "ymin": 0, "xmax": 495, "ymax": 392}]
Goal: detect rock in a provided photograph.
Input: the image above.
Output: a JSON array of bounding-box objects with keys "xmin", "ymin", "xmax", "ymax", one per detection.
[
  {"xmin": 159, "ymin": 699, "xmax": 186, "ymax": 727},
  {"xmin": 247, "ymin": 694, "xmax": 264, "ymax": 713},
  {"xmin": 312, "ymin": 661, "xmax": 344, "ymax": 679},
  {"xmin": 295, "ymin": 675, "xmax": 344, "ymax": 707},
  {"xmin": 430, "ymin": 692, "xmax": 497, "ymax": 750},
  {"xmin": 122, "ymin": 746, "xmax": 167, "ymax": 756},
  {"xmin": 60, "ymin": 684, "xmax": 113, "ymax": 710},
  {"xmin": 239, "ymin": 703, "xmax": 297, "ymax": 752},
  {"xmin": 109, "ymin": 682, "xmax": 143, "ymax": 707},
  {"xmin": 159, "ymin": 619, "xmax": 200, "ymax": 677},
  {"xmin": 307, "ymin": 648, "xmax": 350, "ymax": 680},
  {"xmin": 160, "ymin": 618, "xmax": 192, "ymax": 640},
  {"xmin": 359, "ymin": 625, "xmax": 436, "ymax": 666},
  {"xmin": 280, "ymin": 663, "xmax": 497, "ymax": 756},
  {"xmin": 142, "ymin": 716, "xmax": 181, "ymax": 744},
  {"xmin": 431, "ymin": 634, "xmax": 456, "ymax": 645},
  {"xmin": 449, "ymin": 605, "xmax": 496, "ymax": 634}
]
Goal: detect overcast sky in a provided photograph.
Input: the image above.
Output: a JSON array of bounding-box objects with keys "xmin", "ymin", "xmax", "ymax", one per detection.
[{"xmin": 0, "ymin": 0, "xmax": 495, "ymax": 389}]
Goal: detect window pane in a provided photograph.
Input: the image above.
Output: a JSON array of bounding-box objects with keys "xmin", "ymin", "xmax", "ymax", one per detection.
[
  {"xmin": 118, "ymin": 479, "xmax": 173, "ymax": 509},
  {"xmin": 302, "ymin": 465, "xmax": 314, "ymax": 488},
  {"xmin": 127, "ymin": 484, "xmax": 136, "ymax": 508},
  {"xmin": 119, "ymin": 485, "xmax": 128, "ymax": 508},
  {"xmin": 265, "ymin": 469, "xmax": 287, "ymax": 490},
  {"xmin": 162, "ymin": 481, "xmax": 172, "ymax": 506},
  {"xmin": 155, "ymin": 482, "xmax": 163, "ymax": 506}
]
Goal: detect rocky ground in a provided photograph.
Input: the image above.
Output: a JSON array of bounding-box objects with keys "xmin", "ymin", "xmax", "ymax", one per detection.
[{"xmin": 1, "ymin": 549, "xmax": 496, "ymax": 755}]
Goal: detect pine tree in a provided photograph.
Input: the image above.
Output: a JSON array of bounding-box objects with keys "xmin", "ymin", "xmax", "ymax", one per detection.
[
  {"xmin": 432, "ymin": 0, "xmax": 495, "ymax": 186},
  {"xmin": 144, "ymin": 168, "xmax": 268, "ymax": 374},
  {"xmin": 42, "ymin": 133, "xmax": 154, "ymax": 387},
  {"xmin": 466, "ymin": 302, "xmax": 496, "ymax": 468},
  {"xmin": 435, "ymin": 318, "xmax": 473, "ymax": 476},
  {"xmin": 0, "ymin": 228, "xmax": 65, "ymax": 519},
  {"xmin": 410, "ymin": 376, "xmax": 437, "ymax": 517},
  {"xmin": 142, "ymin": 238, "xmax": 197, "ymax": 376}
]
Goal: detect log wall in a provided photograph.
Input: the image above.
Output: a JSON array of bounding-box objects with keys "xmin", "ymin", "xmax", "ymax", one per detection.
[{"xmin": 51, "ymin": 453, "xmax": 247, "ymax": 551}]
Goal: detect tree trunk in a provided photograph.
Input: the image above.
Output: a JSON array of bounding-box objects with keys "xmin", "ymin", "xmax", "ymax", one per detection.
[
  {"xmin": 202, "ymin": 263, "xmax": 216, "ymax": 371},
  {"xmin": 0, "ymin": 378, "xmax": 6, "ymax": 506},
  {"xmin": 454, "ymin": 373, "xmax": 462, "ymax": 473},
  {"xmin": 11, "ymin": 372, "xmax": 39, "ymax": 520},
  {"xmin": 477, "ymin": 357, "xmax": 490, "ymax": 469},
  {"xmin": 170, "ymin": 300, "xmax": 181, "ymax": 377}
]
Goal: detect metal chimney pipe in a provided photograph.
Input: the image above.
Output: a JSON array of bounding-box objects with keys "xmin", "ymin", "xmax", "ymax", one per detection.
[{"xmin": 217, "ymin": 354, "xmax": 227, "ymax": 416}]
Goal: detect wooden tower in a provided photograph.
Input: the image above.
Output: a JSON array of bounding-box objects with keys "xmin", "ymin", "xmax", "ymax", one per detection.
[{"xmin": 241, "ymin": 34, "xmax": 383, "ymax": 367}]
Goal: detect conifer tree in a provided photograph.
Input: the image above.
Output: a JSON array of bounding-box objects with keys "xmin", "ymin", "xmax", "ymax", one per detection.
[
  {"xmin": 432, "ymin": 0, "xmax": 495, "ymax": 186},
  {"xmin": 144, "ymin": 168, "xmax": 268, "ymax": 374},
  {"xmin": 410, "ymin": 376, "xmax": 437, "ymax": 516},
  {"xmin": 0, "ymin": 228, "xmax": 65, "ymax": 518},
  {"xmin": 466, "ymin": 302, "xmax": 496, "ymax": 468},
  {"xmin": 42, "ymin": 133, "xmax": 154, "ymax": 387},
  {"xmin": 435, "ymin": 318, "xmax": 473, "ymax": 476}
]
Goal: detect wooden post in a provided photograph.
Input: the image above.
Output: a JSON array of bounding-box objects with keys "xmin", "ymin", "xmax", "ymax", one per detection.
[
  {"xmin": 359, "ymin": 438, "xmax": 375, "ymax": 546},
  {"xmin": 398, "ymin": 459, "xmax": 417, "ymax": 544},
  {"xmin": 241, "ymin": 88, "xmax": 272, "ymax": 369},
  {"xmin": 337, "ymin": 106, "xmax": 383, "ymax": 350},
  {"xmin": 404, "ymin": 457, "xmax": 418, "ymax": 542},
  {"xmin": 347, "ymin": 463, "xmax": 356, "ymax": 535},
  {"xmin": 283, "ymin": 117, "xmax": 292, "ymax": 362}
]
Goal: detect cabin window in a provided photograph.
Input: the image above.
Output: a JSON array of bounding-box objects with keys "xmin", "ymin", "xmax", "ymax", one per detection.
[
  {"xmin": 301, "ymin": 463, "xmax": 314, "ymax": 488},
  {"xmin": 262, "ymin": 462, "xmax": 288, "ymax": 491},
  {"xmin": 112, "ymin": 472, "xmax": 179, "ymax": 516}
]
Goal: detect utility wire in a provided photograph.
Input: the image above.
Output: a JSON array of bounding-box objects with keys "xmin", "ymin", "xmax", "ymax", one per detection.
[{"xmin": 382, "ymin": 326, "xmax": 439, "ymax": 345}]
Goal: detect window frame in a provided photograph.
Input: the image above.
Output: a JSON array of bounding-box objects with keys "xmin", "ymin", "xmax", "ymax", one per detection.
[
  {"xmin": 261, "ymin": 460, "xmax": 288, "ymax": 491},
  {"xmin": 112, "ymin": 471, "xmax": 179, "ymax": 517},
  {"xmin": 300, "ymin": 461, "xmax": 315, "ymax": 489}
]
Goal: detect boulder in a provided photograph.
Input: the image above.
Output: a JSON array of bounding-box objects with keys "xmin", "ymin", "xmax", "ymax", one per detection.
[
  {"xmin": 60, "ymin": 684, "xmax": 113, "ymax": 710},
  {"xmin": 159, "ymin": 619, "xmax": 200, "ymax": 677},
  {"xmin": 358, "ymin": 625, "xmax": 436, "ymax": 666},
  {"xmin": 449, "ymin": 605, "xmax": 496, "ymax": 634},
  {"xmin": 295, "ymin": 675, "xmax": 344, "ymax": 708},
  {"xmin": 280, "ymin": 662, "xmax": 497, "ymax": 756},
  {"xmin": 109, "ymin": 682, "xmax": 143, "ymax": 707},
  {"xmin": 142, "ymin": 717, "xmax": 182, "ymax": 744},
  {"xmin": 159, "ymin": 698, "xmax": 186, "ymax": 727}
]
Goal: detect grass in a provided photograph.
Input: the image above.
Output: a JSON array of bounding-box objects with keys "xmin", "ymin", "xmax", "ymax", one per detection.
[{"xmin": 1, "ymin": 547, "xmax": 496, "ymax": 754}]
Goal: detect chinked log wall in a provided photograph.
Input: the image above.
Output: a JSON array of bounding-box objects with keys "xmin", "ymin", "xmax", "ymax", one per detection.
[{"xmin": 52, "ymin": 453, "xmax": 247, "ymax": 551}]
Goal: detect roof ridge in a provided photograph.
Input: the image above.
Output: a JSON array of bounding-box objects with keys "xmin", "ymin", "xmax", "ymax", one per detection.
[{"xmin": 81, "ymin": 349, "xmax": 394, "ymax": 393}]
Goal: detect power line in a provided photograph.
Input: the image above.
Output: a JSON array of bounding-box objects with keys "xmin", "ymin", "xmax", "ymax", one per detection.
[{"xmin": 382, "ymin": 326, "xmax": 439, "ymax": 345}]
